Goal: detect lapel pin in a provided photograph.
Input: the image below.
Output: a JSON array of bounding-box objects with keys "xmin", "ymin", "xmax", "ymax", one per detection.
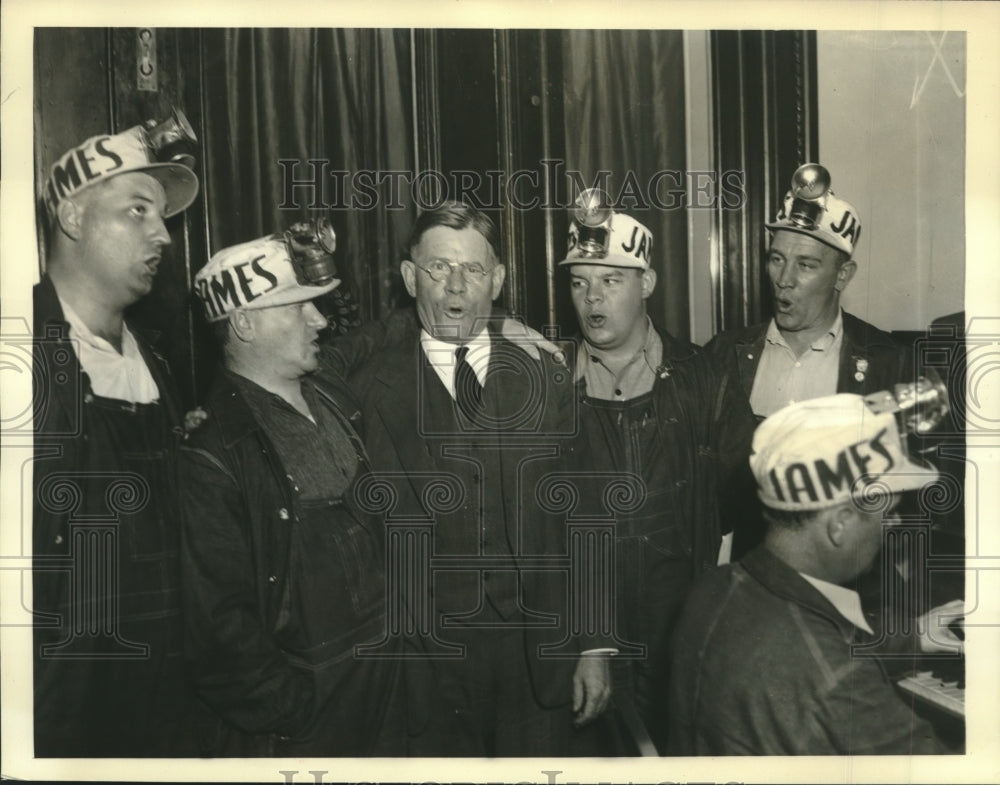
[{"xmin": 853, "ymin": 356, "xmax": 869, "ymax": 383}]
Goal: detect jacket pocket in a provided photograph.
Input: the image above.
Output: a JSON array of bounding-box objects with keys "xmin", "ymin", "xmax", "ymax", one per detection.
[
  {"xmin": 280, "ymin": 510, "xmax": 385, "ymax": 655},
  {"xmin": 619, "ymin": 483, "xmax": 693, "ymax": 560}
]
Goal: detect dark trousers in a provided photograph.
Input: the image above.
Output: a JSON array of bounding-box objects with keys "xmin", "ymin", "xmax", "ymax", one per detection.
[
  {"xmin": 608, "ymin": 535, "xmax": 694, "ymax": 754},
  {"xmin": 404, "ymin": 606, "xmax": 587, "ymax": 757}
]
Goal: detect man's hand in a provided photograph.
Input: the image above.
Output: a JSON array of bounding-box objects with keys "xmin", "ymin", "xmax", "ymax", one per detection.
[
  {"xmin": 917, "ymin": 598, "xmax": 965, "ymax": 654},
  {"xmin": 572, "ymin": 653, "xmax": 612, "ymax": 727},
  {"xmin": 500, "ymin": 316, "xmax": 567, "ymax": 365}
]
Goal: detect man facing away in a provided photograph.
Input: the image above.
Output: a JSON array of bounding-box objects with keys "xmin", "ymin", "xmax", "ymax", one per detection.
[
  {"xmin": 180, "ymin": 232, "xmax": 398, "ymax": 756},
  {"xmin": 559, "ymin": 191, "xmax": 756, "ymax": 752},
  {"xmin": 32, "ymin": 115, "xmax": 204, "ymax": 756},
  {"xmin": 668, "ymin": 394, "xmax": 964, "ymax": 755}
]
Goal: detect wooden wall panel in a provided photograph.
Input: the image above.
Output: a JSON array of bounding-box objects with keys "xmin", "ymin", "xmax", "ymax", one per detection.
[
  {"xmin": 495, "ymin": 29, "xmax": 559, "ymax": 329},
  {"xmin": 421, "ymin": 29, "xmax": 568, "ymax": 329},
  {"xmin": 710, "ymin": 30, "xmax": 818, "ymax": 333},
  {"xmin": 110, "ymin": 28, "xmax": 211, "ymax": 406},
  {"xmin": 34, "ymin": 28, "xmax": 113, "ymax": 270}
]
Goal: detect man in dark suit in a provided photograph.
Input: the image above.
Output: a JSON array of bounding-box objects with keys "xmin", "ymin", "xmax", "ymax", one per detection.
[{"xmin": 347, "ymin": 202, "xmax": 613, "ymax": 756}]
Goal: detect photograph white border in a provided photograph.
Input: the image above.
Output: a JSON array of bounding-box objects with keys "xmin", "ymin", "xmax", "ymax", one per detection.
[{"xmin": 2, "ymin": 1, "xmax": 998, "ymax": 782}]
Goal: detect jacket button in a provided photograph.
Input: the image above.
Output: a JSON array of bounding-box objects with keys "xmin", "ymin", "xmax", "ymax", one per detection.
[
  {"xmin": 278, "ymin": 508, "xmax": 290, "ymax": 520},
  {"xmin": 747, "ymin": 353, "xmax": 754, "ymax": 360},
  {"xmin": 54, "ymin": 534, "xmax": 64, "ymax": 545},
  {"xmin": 268, "ymin": 575, "xmax": 277, "ymax": 584}
]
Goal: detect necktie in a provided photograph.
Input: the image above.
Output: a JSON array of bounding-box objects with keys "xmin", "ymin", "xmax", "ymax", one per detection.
[{"xmin": 455, "ymin": 345, "xmax": 484, "ymax": 416}]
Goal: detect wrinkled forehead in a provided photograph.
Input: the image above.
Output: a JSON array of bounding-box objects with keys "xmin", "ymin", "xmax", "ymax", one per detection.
[
  {"xmin": 412, "ymin": 226, "xmax": 497, "ymax": 264},
  {"xmin": 769, "ymin": 227, "xmax": 844, "ymax": 262},
  {"xmin": 567, "ymin": 262, "xmax": 641, "ymax": 279},
  {"xmin": 246, "ymin": 297, "xmax": 316, "ymax": 321},
  {"xmin": 78, "ymin": 170, "xmax": 168, "ymax": 208}
]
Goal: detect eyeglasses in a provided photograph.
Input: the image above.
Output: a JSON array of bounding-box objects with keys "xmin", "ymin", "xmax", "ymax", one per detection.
[{"xmin": 413, "ymin": 259, "xmax": 493, "ymax": 284}]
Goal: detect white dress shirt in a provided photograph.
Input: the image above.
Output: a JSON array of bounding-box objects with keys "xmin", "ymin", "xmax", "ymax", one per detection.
[
  {"xmin": 419, "ymin": 329, "xmax": 491, "ymax": 399},
  {"xmin": 749, "ymin": 310, "xmax": 844, "ymax": 417},
  {"xmin": 799, "ymin": 572, "xmax": 875, "ymax": 635}
]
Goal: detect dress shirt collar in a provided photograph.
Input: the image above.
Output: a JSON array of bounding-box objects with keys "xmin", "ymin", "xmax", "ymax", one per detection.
[
  {"xmin": 420, "ymin": 328, "xmax": 492, "ymax": 398},
  {"xmin": 574, "ymin": 316, "xmax": 661, "ymax": 400},
  {"xmin": 765, "ymin": 309, "xmax": 844, "ymax": 353},
  {"xmin": 582, "ymin": 315, "xmax": 659, "ymax": 371},
  {"xmin": 799, "ymin": 572, "xmax": 874, "ymax": 635}
]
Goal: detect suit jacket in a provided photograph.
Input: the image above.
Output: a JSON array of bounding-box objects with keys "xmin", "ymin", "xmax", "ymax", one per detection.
[
  {"xmin": 704, "ymin": 311, "xmax": 912, "ymax": 405},
  {"xmin": 345, "ymin": 308, "xmax": 605, "ymax": 712}
]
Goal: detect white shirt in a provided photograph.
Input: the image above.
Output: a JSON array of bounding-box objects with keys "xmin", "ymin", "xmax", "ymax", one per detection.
[
  {"xmin": 749, "ymin": 311, "xmax": 844, "ymax": 417},
  {"xmin": 799, "ymin": 572, "xmax": 874, "ymax": 635},
  {"xmin": 58, "ymin": 295, "xmax": 160, "ymax": 404},
  {"xmin": 419, "ymin": 329, "xmax": 491, "ymax": 399}
]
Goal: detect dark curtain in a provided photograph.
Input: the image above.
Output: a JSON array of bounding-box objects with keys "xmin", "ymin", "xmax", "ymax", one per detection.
[
  {"xmin": 560, "ymin": 30, "xmax": 689, "ymax": 339},
  {"xmin": 199, "ymin": 28, "xmax": 415, "ymax": 323}
]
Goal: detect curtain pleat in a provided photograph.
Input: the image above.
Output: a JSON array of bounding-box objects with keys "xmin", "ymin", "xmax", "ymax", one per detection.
[
  {"xmin": 561, "ymin": 30, "xmax": 689, "ymax": 339},
  {"xmin": 197, "ymin": 29, "xmax": 687, "ymax": 335},
  {"xmin": 200, "ymin": 28, "xmax": 415, "ymax": 323}
]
